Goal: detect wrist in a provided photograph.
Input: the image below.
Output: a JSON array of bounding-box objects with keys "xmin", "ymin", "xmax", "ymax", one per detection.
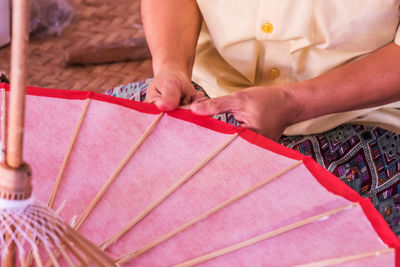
[
  {"xmin": 152, "ymin": 55, "xmax": 194, "ymax": 78},
  {"xmin": 153, "ymin": 63, "xmax": 189, "ymax": 78},
  {"xmin": 282, "ymin": 82, "xmax": 310, "ymax": 126}
]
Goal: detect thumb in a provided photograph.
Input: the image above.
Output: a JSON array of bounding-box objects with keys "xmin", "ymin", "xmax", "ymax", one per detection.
[{"xmin": 191, "ymin": 96, "xmax": 233, "ymax": 116}]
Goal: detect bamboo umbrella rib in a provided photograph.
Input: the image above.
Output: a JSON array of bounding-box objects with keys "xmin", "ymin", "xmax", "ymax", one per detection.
[
  {"xmin": 24, "ymin": 234, "xmax": 35, "ymax": 266},
  {"xmin": 48, "ymin": 98, "xmax": 91, "ymax": 209},
  {"xmin": 63, "ymin": 226, "xmax": 116, "ymax": 267},
  {"xmin": 116, "ymin": 160, "xmax": 303, "ymax": 264},
  {"xmin": 25, "ymin": 241, "xmax": 36, "ymax": 267},
  {"xmin": 55, "ymin": 200, "xmax": 67, "ymax": 215},
  {"xmin": 27, "ymin": 113, "xmax": 91, "ymax": 265},
  {"xmin": 56, "ymin": 244, "xmax": 75, "ymax": 267},
  {"xmin": 44, "ymin": 245, "xmax": 61, "ymax": 267},
  {"xmin": 3, "ymin": 225, "xmax": 17, "ymax": 267},
  {"xmin": 60, "ymin": 238, "xmax": 90, "ymax": 267},
  {"xmin": 47, "ymin": 233, "xmax": 76, "ymax": 267},
  {"xmin": 17, "ymin": 244, "xmax": 27, "ymax": 267},
  {"xmin": 1, "ymin": 88, "xmax": 6, "ymax": 161},
  {"xmin": 73, "ymin": 112, "xmax": 164, "ymax": 230},
  {"xmin": 28, "ymin": 97, "xmax": 87, "ymax": 267},
  {"xmin": 172, "ymin": 203, "xmax": 359, "ymax": 267},
  {"xmin": 33, "ymin": 249, "xmax": 44, "ymax": 267},
  {"xmin": 44, "ymin": 113, "xmax": 164, "ymax": 267},
  {"xmin": 294, "ymin": 248, "xmax": 395, "ymax": 267},
  {"xmin": 100, "ymin": 132, "xmax": 239, "ymax": 251}
]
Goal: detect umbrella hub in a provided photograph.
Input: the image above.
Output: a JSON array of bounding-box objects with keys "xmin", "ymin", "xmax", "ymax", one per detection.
[{"xmin": 0, "ymin": 162, "xmax": 32, "ymax": 200}]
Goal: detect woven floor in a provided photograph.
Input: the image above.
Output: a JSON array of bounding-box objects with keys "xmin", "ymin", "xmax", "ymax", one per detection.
[{"xmin": 0, "ymin": 0, "xmax": 153, "ymax": 93}]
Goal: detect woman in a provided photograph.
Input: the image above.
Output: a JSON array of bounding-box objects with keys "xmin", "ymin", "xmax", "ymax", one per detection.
[{"xmin": 107, "ymin": 0, "xmax": 400, "ymax": 235}]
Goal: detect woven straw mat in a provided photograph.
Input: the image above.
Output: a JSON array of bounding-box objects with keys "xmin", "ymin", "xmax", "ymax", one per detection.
[{"xmin": 0, "ymin": 0, "xmax": 153, "ymax": 93}]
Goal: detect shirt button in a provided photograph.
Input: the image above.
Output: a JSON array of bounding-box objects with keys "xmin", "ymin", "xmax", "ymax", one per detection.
[
  {"xmin": 269, "ymin": 68, "xmax": 280, "ymax": 79},
  {"xmin": 262, "ymin": 22, "xmax": 273, "ymax": 33}
]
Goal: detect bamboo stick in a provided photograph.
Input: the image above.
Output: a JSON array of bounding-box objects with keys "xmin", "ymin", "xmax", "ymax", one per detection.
[
  {"xmin": 48, "ymin": 98, "xmax": 91, "ymax": 208},
  {"xmin": 4, "ymin": 0, "xmax": 30, "ymax": 263},
  {"xmin": 2, "ymin": 88, "xmax": 7, "ymax": 161},
  {"xmin": 294, "ymin": 248, "xmax": 395, "ymax": 267},
  {"xmin": 101, "ymin": 132, "xmax": 239, "ymax": 251},
  {"xmin": 17, "ymin": 243, "xmax": 27, "ymax": 267},
  {"xmin": 30, "ymin": 99, "xmax": 91, "ymax": 266},
  {"xmin": 63, "ymin": 226, "xmax": 116, "ymax": 267},
  {"xmin": 73, "ymin": 112, "xmax": 164, "ymax": 230},
  {"xmin": 116, "ymin": 160, "xmax": 303, "ymax": 264},
  {"xmin": 57, "ymin": 244, "xmax": 75, "ymax": 267},
  {"xmin": 60, "ymin": 238, "xmax": 90, "ymax": 267},
  {"xmin": 47, "ymin": 233, "xmax": 75, "ymax": 267},
  {"xmin": 33, "ymin": 249, "xmax": 44, "ymax": 267},
  {"xmin": 45, "ymin": 112, "xmax": 163, "ymax": 267},
  {"xmin": 25, "ymin": 243, "xmax": 35, "ymax": 267},
  {"xmin": 44, "ymin": 245, "xmax": 61, "ymax": 267},
  {"xmin": 45, "ymin": 113, "xmax": 164, "ymax": 264},
  {"xmin": 7, "ymin": 0, "xmax": 29, "ymax": 168},
  {"xmin": 2, "ymin": 228, "xmax": 17, "ymax": 267},
  {"xmin": 173, "ymin": 203, "xmax": 359, "ymax": 267}
]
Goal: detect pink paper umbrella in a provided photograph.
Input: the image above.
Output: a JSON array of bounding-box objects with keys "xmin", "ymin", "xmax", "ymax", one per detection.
[
  {"xmin": 0, "ymin": 82, "xmax": 398, "ymax": 266},
  {"xmin": 0, "ymin": 0, "xmax": 119, "ymax": 266}
]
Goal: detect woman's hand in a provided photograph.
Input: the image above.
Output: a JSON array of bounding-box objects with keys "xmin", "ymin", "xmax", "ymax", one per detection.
[
  {"xmin": 144, "ymin": 69, "xmax": 204, "ymax": 111},
  {"xmin": 141, "ymin": 0, "xmax": 202, "ymax": 111},
  {"xmin": 191, "ymin": 42, "xmax": 400, "ymax": 140},
  {"xmin": 191, "ymin": 86, "xmax": 298, "ymax": 141}
]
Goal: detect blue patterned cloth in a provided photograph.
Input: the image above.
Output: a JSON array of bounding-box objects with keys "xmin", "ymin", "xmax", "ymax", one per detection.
[
  {"xmin": 105, "ymin": 79, "xmax": 239, "ymax": 126},
  {"xmin": 280, "ymin": 126, "xmax": 400, "ymax": 236},
  {"xmin": 106, "ymin": 79, "xmax": 400, "ymax": 237}
]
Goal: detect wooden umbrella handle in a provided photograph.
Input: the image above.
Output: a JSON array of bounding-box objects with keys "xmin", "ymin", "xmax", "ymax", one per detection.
[{"xmin": 7, "ymin": 0, "xmax": 29, "ymax": 168}]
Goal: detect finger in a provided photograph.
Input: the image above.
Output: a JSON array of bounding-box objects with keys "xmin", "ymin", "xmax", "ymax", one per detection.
[
  {"xmin": 192, "ymin": 96, "xmax": 209, "ymax": 104},
  {"xmin": 144, "ymin": 93, "xmax": 158, "ymax": 104},
  {"xmin": 144, "ymin": 84, "xmax": 161, "ymax": 104},
  {"xmin": 230, "ymin": 112, "xmax": 250, "ymax": 129},
  {"xmin": 154, "ymin": 87, "xmax": 181, "ymax": 111},
  {"xmin": 190, "ymin": 95, "xmax": 235, "ymax": 116},
  {"xmin": 180, "ymin": 85, "xmax": 199, "ymax": 105},
  {"xmin": 191, "ymin": 90, "xmax": 205, "ymax": 103}
]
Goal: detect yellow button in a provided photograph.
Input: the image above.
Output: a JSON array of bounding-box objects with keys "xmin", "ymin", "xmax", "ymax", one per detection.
[
  {"xmin": 269, "ymin": 68, "xmax": 280, "ymax": 79},
  {"xmin": 262, "ymin": 22, "xmax": 273, "ymax": 33}
]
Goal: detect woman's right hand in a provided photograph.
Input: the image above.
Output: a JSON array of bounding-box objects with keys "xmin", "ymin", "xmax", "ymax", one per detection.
[
  {"xmin": 144, "ymin": 69, "xmax": 204, "ymax": 111},
  {"xmin": 141, "ymin": 0, "xmax": 203, "ymax": 111}
]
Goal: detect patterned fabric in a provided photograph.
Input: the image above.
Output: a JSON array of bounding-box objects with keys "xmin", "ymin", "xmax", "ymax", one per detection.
[
  {"xmin": 105, "ymin": 79, "xmax": 152, "ymax": 102},
  {"xmin": 106, "ymin": 80, "xmax": 400, "ymax": 237},
  {"xmin": 105, "ymin": 79, "xmax": 240, "ymax": 127},
  {"xmin": 280, "ymin": 126, "xmax": 400, "ymax": 237}
]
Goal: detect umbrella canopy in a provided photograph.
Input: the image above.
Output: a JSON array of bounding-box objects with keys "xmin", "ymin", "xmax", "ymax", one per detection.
[{"xmin": 0, "ymin": 82, "xmax": 399, "ymax": 266}]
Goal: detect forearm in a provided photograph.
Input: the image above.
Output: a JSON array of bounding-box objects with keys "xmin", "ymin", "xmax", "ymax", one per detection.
[
  {"xmin": 141, "ymin": 0, "xmax": 202, "ymax": 77},
  {"xmin": 290, "ymin": 42, "xmax": 400, "ymax": 124}
]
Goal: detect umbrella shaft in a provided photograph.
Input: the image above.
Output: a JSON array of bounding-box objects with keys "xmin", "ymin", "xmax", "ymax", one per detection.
[{"xmin": 7, "ymin": 0, "xmax": 29, "ymax": 168}]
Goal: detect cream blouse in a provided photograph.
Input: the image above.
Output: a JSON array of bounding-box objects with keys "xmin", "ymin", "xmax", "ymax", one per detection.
[{"xmin": 192, "ymin": 0, "xmax": 400, "ymax": 135}]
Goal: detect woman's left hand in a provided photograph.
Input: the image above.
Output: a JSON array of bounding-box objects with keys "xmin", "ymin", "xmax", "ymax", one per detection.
[
  {"xmin": 190, "ymin": 86, "xmax": 299, "ymax": 141},
  {"xmin": 191, "ymin": 43, "xmax": 400, "ymax": 140}
]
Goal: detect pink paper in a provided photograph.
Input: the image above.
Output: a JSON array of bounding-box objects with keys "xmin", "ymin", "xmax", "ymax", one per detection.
[{"xmin": 0, "ymin": 87, "xmax": 396, "ymax": 266}]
